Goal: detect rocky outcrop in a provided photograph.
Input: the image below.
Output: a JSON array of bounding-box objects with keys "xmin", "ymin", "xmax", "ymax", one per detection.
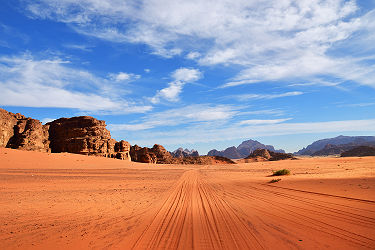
[
  {"xmin": 341, "ymin": 146, "xmax": 375, "ymax": 157},
  {"xmin": 245, "ymin": 149, "xmax": 295, "ymax": 161},
  {"xmin": 0, "ymin": 108, "xmax": 131, "ymax": 160},
  {"xmin": 0, "ymin": 109, "xmax": 19, "ymax": 147},
  {"xmin": 47, "ymin": 116, "xmax": 130, "ymax": 160},
  {"xmin": 171, "ymin": 148, "xmax": 199, "ymax": 158},
  {"xmin": 151, "ymin": 144, "xmax": 173, "ymax": 163},
  {"xmin": 207, "ymin": 139, "xmax": 285, "ymax": 159},
  {"xmin": 130, "ymin": 145, "xmax": 157, "ymax": 163},
  {"xmin": 115, "ymin": 140, "xmax": 131, "ymax": 160},
  {"xmin": 248, "ymin": 149, "xmax": 271, "ymax": 160},
  {"xmin": 130, "ymin": 144, "xmax": 173, "ymax": 164},
  {"xmin": 0, "ymin": 108, "xmax": 50, "ymax": 152}
]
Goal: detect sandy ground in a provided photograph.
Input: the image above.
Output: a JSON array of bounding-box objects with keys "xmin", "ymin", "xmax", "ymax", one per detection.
[{"xmin": 0, "ymin": 147, "xmax": 374, "ymax": 249}]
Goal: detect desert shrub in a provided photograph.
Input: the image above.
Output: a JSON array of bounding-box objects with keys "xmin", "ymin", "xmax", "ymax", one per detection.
[
  {"xmin": 272, "ymin": 169, "xmax": 290, "ymax": 176},
  {"xmin": 269, "ymin": 178, "xmax": 281, "ymax": 183}
]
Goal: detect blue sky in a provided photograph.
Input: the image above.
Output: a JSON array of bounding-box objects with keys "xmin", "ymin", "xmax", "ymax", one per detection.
[{"xmin": 1, "ymin": 0, "xmax": 375, "ymax": 154}]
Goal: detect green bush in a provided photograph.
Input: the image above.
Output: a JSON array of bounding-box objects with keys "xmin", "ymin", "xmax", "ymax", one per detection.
[
  {"xmin": 269, "ymin": 178, "xmax": 281, "ymax": 183},
  {"xmin": 272, "ymin": 169, "xmax": 290, "ymax": 176}
]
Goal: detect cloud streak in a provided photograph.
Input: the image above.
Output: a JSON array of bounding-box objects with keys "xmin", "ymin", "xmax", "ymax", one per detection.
[
  {"xmin": 235, "ymin": 91, "xmax": 303, "ymax": 101},
  {"xmin": 0, "ymin": 54, "xmax": 151, "ymax": 113},
  {"xmin": 109, "ymin": 104, "xmax": 238, "ymax": 131}
]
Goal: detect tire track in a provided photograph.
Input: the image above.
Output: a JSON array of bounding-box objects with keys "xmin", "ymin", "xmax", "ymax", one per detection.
[
  {"xmin": 132, "ymin": 170, "xmax": 264, "ymax": 249},
  {"xmin": 222, "ymin": 182, "xmax": 375, "ymax": 249}
]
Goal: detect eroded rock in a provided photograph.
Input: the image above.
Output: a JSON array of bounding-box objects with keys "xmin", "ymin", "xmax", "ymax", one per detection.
[
  {"xmin": 0, "ymin": 108, "xmax": 50, "ymax": 152},
  {"xmin": 47, "ymin": 116, "xmax": 130, "ymax": 160}
]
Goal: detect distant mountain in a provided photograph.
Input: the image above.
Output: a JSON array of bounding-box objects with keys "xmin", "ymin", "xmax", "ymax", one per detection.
[
  {"xmin": 311, "ymin": 141, "xmax": 375, "ymax": 156},
  {"xmin": 296, "ymin": 135, "xmax": 375, "ymax": 155},
  {"xmin": 207, "ymin": 139, "xmax": 285, "ymax": 159},
  {"xmin": 341, "ymin": 146, "xmax": 375, "ymax": 157},
  {"xmin": 171, "ymin": 148, "xmax": 199, "ymax": 158}
]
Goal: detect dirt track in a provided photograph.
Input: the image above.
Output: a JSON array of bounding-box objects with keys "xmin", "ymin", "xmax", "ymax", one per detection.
[
  {"xmin": 133, "ymin": 170, "xmax": 264, "ymax": 249},
  {"xmin": 132, "ymin": 169, "xmax": 375, "ymax": 249},
  {"xmin": 1, "ymin": 148, "xmax": 375, "ymax": 249}
]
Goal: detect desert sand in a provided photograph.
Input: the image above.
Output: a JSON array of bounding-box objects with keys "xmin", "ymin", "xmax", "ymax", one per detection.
[{"xmin": 0, "ymin": 147, "xmax": 374, "ymax": 249}]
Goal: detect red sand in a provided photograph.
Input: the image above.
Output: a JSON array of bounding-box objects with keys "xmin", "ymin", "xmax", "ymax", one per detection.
[{"xmin": 1, "ymin": 147, "xmax": 374, "ymax": 249}]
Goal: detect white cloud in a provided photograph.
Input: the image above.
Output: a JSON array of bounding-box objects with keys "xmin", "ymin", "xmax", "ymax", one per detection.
[
  {"xmin": 238, "ymin": 118, "xmax": 291, "ymax": 125},
  {"xmin": 109, "ymin": 104, "xmax": 238, "ymax": 131},
  {"xmin": 41, "ymin": 117, "xmax": 56, "ymax": 124},
  {"xmin": 0, "ymin": 54, "xmax": 151, "ymax": 113},
  {"xmin": 24, "ymin": 1, "xmax": 375, "ymax": 88},
  {"xmin": 151, "ymin": 67, "xmax": 202, "ymax": 103},
  {"xmin": 172, "ymin": 68, "xmax": 202, "ymax": 82},
  {"xmin": 63, "ymin": 44, "xmax": 93, "ymax": 52},
  {"xmin": 337, "ymin": 102, "xmax": 375, "ymax": 108},
  {"xmin": 235, "ymin": 91, "xmax": 303, "ymax": 101},
  {"xmin": 144, "ymin": 68, "xmax": 150, "ymax": 73},
  {"xmin": 240, "ymin": 109, "xmax": 285, "ymax": 116},
  {"xmin": 109, "ymin": 72, "xmax": 140, "ymax": 82},
  {"xmin": 186, "ymin": 51, "xmax": 201, "ymax": 60}
]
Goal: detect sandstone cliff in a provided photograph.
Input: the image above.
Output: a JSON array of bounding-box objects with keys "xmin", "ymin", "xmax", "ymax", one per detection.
[
  {"xmin": 0, "ymin": 108, "xmax": 131, "ymax": 160},
  {"xmin": 0, "ymin": 108, "xmax": 50, "ymax": 152},
  {"xmin": 47, "ymin": 116, "xmax": 130, "ymax": 160}
]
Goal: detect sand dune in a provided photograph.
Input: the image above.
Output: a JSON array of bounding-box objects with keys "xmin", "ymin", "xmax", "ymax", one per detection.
[{"xmin": 0, "ymin": 148, "xmax": 374, "ymax": 249}]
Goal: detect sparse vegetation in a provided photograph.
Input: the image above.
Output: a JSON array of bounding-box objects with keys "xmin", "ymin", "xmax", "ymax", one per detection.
[
  {"xmin": 272, "ymin": 169, "xmax": 290, "ymax": 176},
  {"xmin": 269, "ymin": 178, "xmax": 281, "ymax": 183}
]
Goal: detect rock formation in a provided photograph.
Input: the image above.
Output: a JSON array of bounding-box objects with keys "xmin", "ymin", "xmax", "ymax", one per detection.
[
  {"xmin": 0, "ymin": 108, "xmax": 131, "ymax": 160},
  {"xmin": 0, "ymin": 108, "xmax": 50, "ymax": 152},
  {"xmin": 341, "ymin": 146, "xmax": 375, "ymax": 157},
  {"xmin": 130, "ymin": 144, "xmax": 172, "ymax": 164},
  {"xmin": 130, "ymin": 145, "xmax": 157, "ymax": 163},
  {"xmin": 114, "ymin": 140, "xmax": 131, "ymax": 160},
  {"xmin": 245, "ymin": 149, "xmax": 295, "ymax": 161},
  {"xmin": 248, "ymin": 148, "xmax": 271, "ymax": 160},
  {"xmin": 131, "ymin": 144, "xmax": 235, "ymax": 165},
  {"xmin": 47, "ymin": 116, "xmax": 130, "ymax": 160}
]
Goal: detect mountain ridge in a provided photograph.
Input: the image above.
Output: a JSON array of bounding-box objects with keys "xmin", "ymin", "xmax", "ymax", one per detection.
[
  {"xmin": 207, "ymin": 139, "xmax": 285, "ymax": 159},
  {"xmin": 296, "ymin": 135, "xmax": 375, "ymax": 155}
]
